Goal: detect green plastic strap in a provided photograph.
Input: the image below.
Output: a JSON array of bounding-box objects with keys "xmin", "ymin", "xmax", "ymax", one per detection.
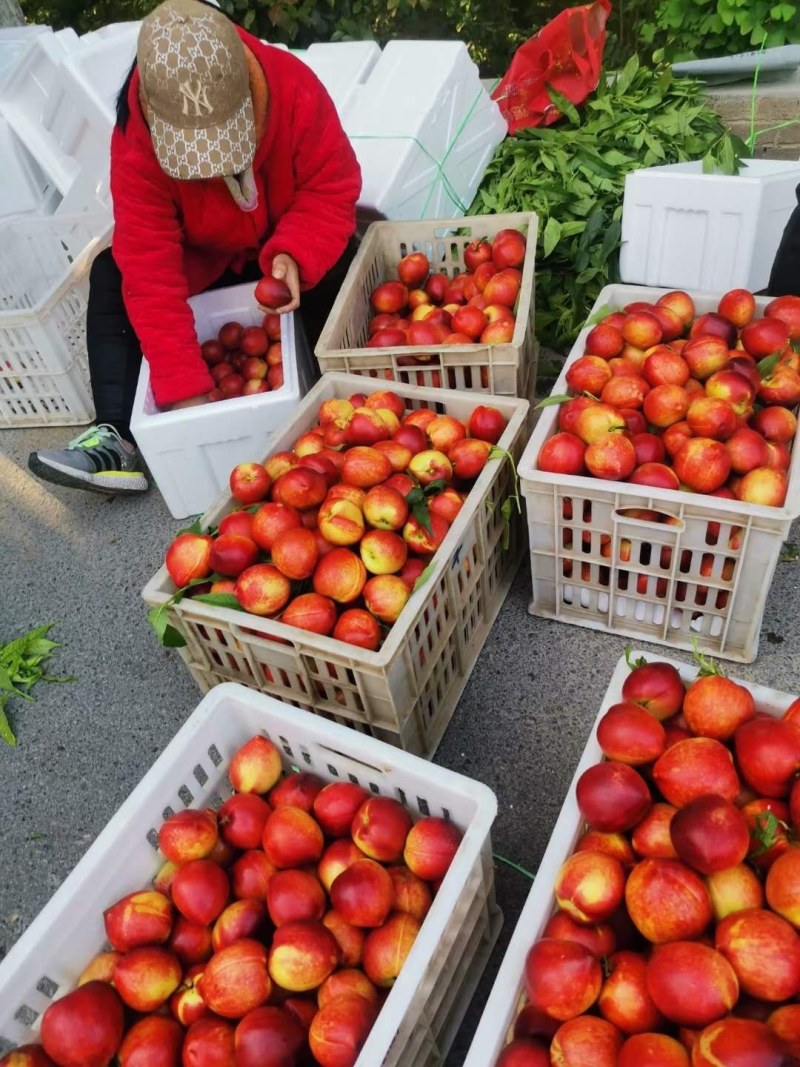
[
  {"xmin": 745, "ymin": 38, "xmax": 800, "ymax": 153},
  {"xmin": 350, "ymin": 85, "xmax": 494, "ymax": 216}
]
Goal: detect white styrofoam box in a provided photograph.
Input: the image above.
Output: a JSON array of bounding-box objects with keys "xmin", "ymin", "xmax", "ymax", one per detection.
[
  {"xmin": 130, "ymin": 283, "xmax": 316, "ymax": 519},
  {"xmin": 68, "ymin": 22, "xmax": 139, "ymax": 125},
  {"xmin": 292, "ymin": 41, "xmax": 381, "ymax": 115},
  {"xmin": 0, "ymin": 28, "xmax": 114, "ymax": 215},
  {"xmin": 465, "ymin": 651, "xmax": 798, "ymax": 1066},
  {"xmin": 620, "ymin": 158, "xmax": 800, "ymax": 292},
  {"xmin": 344, "ymin": 40, "xmax": 507, "ymax": 220},
  {"xmin": 0, "ymin": 24, "xmax": 51, "ymax": 89},
  {"xmin": 0, "ymin": 682, "xmax": 500, "ymax": 1067},
  {"xmin": 0, "ymin": 117, "xmax": 54, "ymax": 218}
]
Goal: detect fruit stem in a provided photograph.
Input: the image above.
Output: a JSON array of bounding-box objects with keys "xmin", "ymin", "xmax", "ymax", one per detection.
[
  {"xmin": 690, "ymin": 636, "xmax": 725, "ymax": 677},
  {"xmin": 624, "ymin": 645, "xmax": 648, "ymax": 670},
  {"xmin": 492, "ymin": 852, "xmax": 536, "ymax": 880}
]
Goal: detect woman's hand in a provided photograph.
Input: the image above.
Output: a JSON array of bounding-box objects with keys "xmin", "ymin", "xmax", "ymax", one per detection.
[
  {"xmin": 170, "ymin": 393, "xmax": 210, "ymax": 411},
  {"xmin": 269, "ymin": 253, "xmax": 301, "ymax": 313}
]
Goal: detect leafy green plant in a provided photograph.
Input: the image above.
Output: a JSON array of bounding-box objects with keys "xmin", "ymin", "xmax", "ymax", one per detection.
[
  {"xmin": 0, "ymin": 624, "xmax": 73, "ymax": 745},
  {"xmin": 640, "ymin": 0, "xmax": 800, "ymax": 62},
  {"xmin": 470, "ymin": 57, "xmax": 747, "ymax": 352}
]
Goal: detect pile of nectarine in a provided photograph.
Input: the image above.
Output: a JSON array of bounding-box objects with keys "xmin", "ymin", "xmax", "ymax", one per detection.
[
  {"xmin": 9, "ymin": 734, "xmax": 463, "ymax": 1067},
  {"xmin": 161, "ymin": 389, "xmax": 508, "ymax": 650},
  {"xmin": 199, "ymin": 313, "xmax": 285, "ymax": 403},
  {"xmin": 365, "ymin": 229, "xmax": 527, "ymax": 367},
  {"xmin": 537, "ymin": 289, "xmax": 800, "ymax": 509},
  {"xmin": 496, "ymin": 654, "xmax": 800, "ymax": 1067}
]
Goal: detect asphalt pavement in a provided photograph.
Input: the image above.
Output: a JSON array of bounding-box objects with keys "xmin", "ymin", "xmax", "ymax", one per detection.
[{"xmin": 2, "ymin": 422, "xmax": 799, "ymax": 1062}]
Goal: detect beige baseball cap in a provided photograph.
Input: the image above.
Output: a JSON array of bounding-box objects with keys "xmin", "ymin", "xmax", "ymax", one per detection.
[{"xmin": 137, "ymin": 0, "xmax": 255, "ymax": 180}]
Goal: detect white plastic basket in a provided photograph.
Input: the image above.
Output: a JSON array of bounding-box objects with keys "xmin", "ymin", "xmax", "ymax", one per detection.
[
  {"xmin": 521, "ymin": 284, "xmax": 800, "ymax": 663},
  {"xmin": 619, "ymin": 160, "xmax": 800, "ymax": 293},
  {"xmin": 0, "ymin": 682, "xmax": 501, "ymax": 1067},
  {"xmin": 0, "ymin": 213, "xmax": 112, "ymax": 428},
  {"xmin": 130, "ymin": 283, "xmax": 317, "ymax": 520},
  {"xmin": 142, "ymin": 373, "xmax": 529, "ymax": 757},
  {"xmin": 464, "ymin": 650, "xmax": 798, "ymax": 1066}
]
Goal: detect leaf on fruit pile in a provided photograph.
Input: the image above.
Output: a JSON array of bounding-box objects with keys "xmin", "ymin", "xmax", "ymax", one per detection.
[
  {"xmin": 412, "ymin": 562, "xmax": 437, "ymax": 593},
  {"xmin": 535, "ymin": 393, "xmax": 572, "ymax": 409},
  {"xmin": 193, "ymin": 592, "xmax": 242, "ymax": 610},
  {"xmin": 177, "ymin": 516, "xmax": 205, "ymax": 536},
  {"xmin": 751, "ymin": 812, "xmax": 788, "ymax": 856},
  {"xmin": 757, "ymin": 351, "xmax": 783, "ymax": 380},
  {"xmin": 406, "ymin": 487, "xmax": 432, "ymax": 534},
  {"xmin": 489, "ymin": 447, "xmax": 523, "ymax": 552},
  {"xmin": 583, "ymin": 304, "xmax": 614, "ymax": 328},
  {"xmin": 0, "ymin": 624, "xmax": 75, "ymax": 746},
  {"xmin": 780, "ymin": 541, "xmax": 800, "ymax": 563},
  {"xmin": 423, "ymin": 479, "xmax": 447, "ymax": 498}
]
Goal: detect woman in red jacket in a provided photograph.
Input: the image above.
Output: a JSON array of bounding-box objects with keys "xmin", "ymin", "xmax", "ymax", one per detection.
[{"xmin": 29, "ymin": 0, "xmax": 361, "ymax": 495}]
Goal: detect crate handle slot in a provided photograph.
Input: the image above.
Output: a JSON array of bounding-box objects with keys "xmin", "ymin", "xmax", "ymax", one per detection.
[
  {"xmin": 613, "ymin": 507, "xmax": 685, "ymax": 532},
  {"xmin": 312, "ymin": 741, "xmax": 388, "ymax": 778}
]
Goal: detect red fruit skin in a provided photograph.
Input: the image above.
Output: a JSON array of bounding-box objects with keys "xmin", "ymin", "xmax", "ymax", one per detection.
[
  {"xmin": 172, "ymin": 860, "xmax": 230, "ymax": 926},
  {"xmin": 645, "ymin": 941, "xmax": 739, "ymax": 1027},
  {"xmin": 269, "ymin": 772, "xmax": 326, "ymax": 812},
  {"xmin": 598, "ymin": 950, "xmax": 665, "ymax": 1035},
  {"xmin": 40, "ymin": 982, "xmax": 125, "ymax": 1067},
  {"xmin": 715, "ymin": 907, "xmax": 800, "ymax": 1001},
  {"xmin": 351, "ymin": 797, "xmax": 413, "ymax": 863},
  {"xmin": 313, "ymin": 782, "xmax": 370, "ymax": 838},
  {"xmin": 543, "ymin": 911, "xmax": 616, "ymax": 957},
  {"xmin": 576, "ymin": 761, "xmax": 651, "ymax": 832},
  {"xmin": 669, "ymin": 795, "xmax": 750, "ymax": 875},
  {"xmin": 682, "ymin": 676, "xmax": 755, "ymax": 740},
  {"xmin": 734, "ymin": 716, "xmax": 800, "ymax": 797},
  {"xmin": 524, "ymin": 938, "xmax": 603, "ymax": 1021},
  {"xmin": 182, "ymin": 1017, "xmax": 236, "ymax": 1067},
  {"xmin": 0, "ymin": 1047, "xmax": 57, "ymax": 1067},
  {"xmin": 495, "ymin": 1038, "xmax": 551, "ymax": 1066},
  {"xmin": 624, "ymin": 858, "xmax": 712, "ymax": 943},
  {"xmin": 218, "ymin": 793, "xmax": 271, "ymax": 850},
  {"xmin": 692, "ymin": 1017, "xmax": 787, "ymax": 1067},
  {"xmin": 234, "ymin": 1006, "xmax": 305, "ymax": 1067},
  {"xmin": 652, "ymin": 738, "xmax": 740, "ymax": 807},
  {"xmin": 596, "ymin": 702, "xmax": 666, "ymax": 765},
  {"xmin": 117, "ymin": 1015, "xmax": 184, "ymax": 1067},
  {"xmin": 255, "ymin": 276, "xmax": 292, "ymax": 309},
  {"xmin": 550, "ymin": 1015, "xmax": 622, "ymax": 1067},
  {"xmin": 621, "ymin": 662, "xmax": 685, "ymax": 720}
]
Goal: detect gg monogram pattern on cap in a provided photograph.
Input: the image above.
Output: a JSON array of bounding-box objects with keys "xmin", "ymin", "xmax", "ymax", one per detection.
[{"xmin": 138, "ymin": 0, "xmax": 256, "ymax": 180}]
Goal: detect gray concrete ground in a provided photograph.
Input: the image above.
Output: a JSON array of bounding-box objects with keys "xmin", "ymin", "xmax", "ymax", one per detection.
[{"xmin": 2, "ymin": 422, "xmax": 800, "ymax": 1062}]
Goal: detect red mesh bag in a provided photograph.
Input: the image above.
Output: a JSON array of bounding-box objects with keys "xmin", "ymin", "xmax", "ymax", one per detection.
[{"xmin": 492, "ymin": 0, "xmax": 612, "ymax": 133}]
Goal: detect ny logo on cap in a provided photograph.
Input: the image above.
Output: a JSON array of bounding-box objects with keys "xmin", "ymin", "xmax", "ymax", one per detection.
[{"xmin": 179, "ymin": 78, "xmax": 213, "ymax": 117}]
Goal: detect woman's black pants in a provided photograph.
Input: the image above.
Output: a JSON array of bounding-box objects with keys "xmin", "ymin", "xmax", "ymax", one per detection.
[{"xmin": 86, "ymin": 243, "xmax": 357, "ymax": 440}]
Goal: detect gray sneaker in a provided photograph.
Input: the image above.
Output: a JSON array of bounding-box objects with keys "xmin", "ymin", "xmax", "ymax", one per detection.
[{"xmin": 28, "ymin": 424, "xmax": 149, "ymax": 495}]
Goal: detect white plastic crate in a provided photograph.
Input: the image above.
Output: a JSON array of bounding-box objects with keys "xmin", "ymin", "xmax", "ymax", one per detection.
[
  {"xmin": 619, "ymin": 159, "xmax": 800, "ymax": 293},
  {"xmin": 0, "ymin": 28, "xmax": 113, "ymax": 215},
  {"xmin": 315, "ymin": 212, "xmax": 538, "ymax": 398},
  {"xmin": 343, "ymin": 40, "xmax": 507, "ymax": 220},
  {"xmin": 0, "ymin": 213, "xmax": 112, "ymax": 427},
  {"xmin": 130, "ymin": 283, "xmax": 316, "ymax": 520},
  {"xmin": 291, "ymin": 41, "xmax": 381, "ymax": 116},
  {"xmin": 0, "ymin": 682, "xmax": 501, "ymax": 1067},
  {"xmin": 521, "ymin": 284, "xmax": 800, "ymax": 663},
  {"xmin": 464, "ymin": 651, "xmax": 797, "ymax": 1066},
  {"xmin": 142, "ymin": 373, "xmax": 529, "ymax": 757}
]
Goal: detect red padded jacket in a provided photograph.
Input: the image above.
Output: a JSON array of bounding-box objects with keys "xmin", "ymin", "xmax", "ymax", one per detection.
[{"xmin": 109, "ymin": 30, "xmax": 361, "ymax": 406}]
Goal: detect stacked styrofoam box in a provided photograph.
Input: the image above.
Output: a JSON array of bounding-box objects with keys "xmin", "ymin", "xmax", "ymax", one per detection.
[
  {"xmin": 0, "ymin": 24, "xmax": 51, "ymax": 89},
  {"xmin": 0, "ymin": 116, "xmax": 58, "ymax": 218},
  {"xmin": 342, "ymin": 41, "xmax": 507, "ymax": 220},
  {"xmin": 291, "ymin": 41, "xmax": 380, "ymax": 115},
  {"xmin": 620, "ymin": 158, "xmax": 800, "ymax": 292},
  {"xmin": 0, "ymin": 24, "xmax": 135, "ymax": 218},
  {"xmin": 130, "ymin": 283, "xmax": 316, "ymax": 519}
]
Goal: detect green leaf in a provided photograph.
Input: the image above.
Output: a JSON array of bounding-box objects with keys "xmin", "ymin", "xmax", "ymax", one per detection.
[
  {"xmin": 0, "ymin": 704, "xmax": 16, "ymax": 747},
  {"xmin": 546, "ymin": 86, "xmax": 581, "ymax": 126},
  {"xmin": 193, "ymin": 593, "xmax": 242, "ymax": 610},
  {"xmin": 177, "ymin": 516, "xmax": 205, "ymax": 536},
  {"xmin": 535, "ymin": 394, "xmax": 572, "ymax": 409},
  {"xmin": 412, "ymin": 562, "xmax": 437, "ymax": 592},
  {"xmin": 543, "ymin": 217, "xmax": 562, "ymax": 259},
  {"xmin": 691, "ymin": 636, "xmax": 726, "ymax": 677},
  {"xmin": 584, "ymin": 303, "xmax": 613, "ymax": 327},
  {"xmin": 624, "ymin": 646, "xmax": 648, "ymax": 670},
  {"xmin": 500, "ymin": 497, "xmax": 513, "ymax": 550},
  {"xmin": 757, "ymin": 351, "xmax": 783, "ymax": 379}
]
